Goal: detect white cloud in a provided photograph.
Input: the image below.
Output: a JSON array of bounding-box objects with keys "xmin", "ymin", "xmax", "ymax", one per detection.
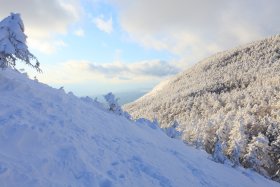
[
  {"xmin": 93, "ymin": 15, "xmax": 113, "ymax": 34},
  {"xmin": 111, "ymin": 0, "xmax": 280, "ymax": 62},
  {"xmin": 74, "ymin": 28, "xmax": 85, "ymax": 37},
  {"xmin": 38, "ymin": 61, "xmax": 94, "ymax": 84},
  {"xmin": 89, "ymin": 60, "xmax": 179, "ymax": 79},
  {"xmin": 0, "ymin": 0, "xmax": 82, "ymax": 53},
  {"xmin": 28, "ymin": 39, "xmax": 67, "ymax": 54},
  {"xmin": 38, "ymin": 60, "xmax": 179, "ymax": 85}
]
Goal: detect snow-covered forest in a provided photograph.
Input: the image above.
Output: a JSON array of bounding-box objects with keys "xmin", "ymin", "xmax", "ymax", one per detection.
[{"xmin": 125, "ymin": 35, "xmax": 280, "ymax": 181}]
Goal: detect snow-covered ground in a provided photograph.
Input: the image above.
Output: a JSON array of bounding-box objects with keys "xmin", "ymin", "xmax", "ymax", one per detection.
[{"xmin": 0, "ymin": 69, "xmax": 279, "ymax": 187}]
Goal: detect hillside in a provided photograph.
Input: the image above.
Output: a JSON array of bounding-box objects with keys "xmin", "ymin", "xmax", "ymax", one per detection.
[
  {"xmin": 0, "ymin": 69, "xmax": 279, "ymax": 187},
  {"xmin": 124, "ymin": 35, "xmax": 280, "ymax": 181}
]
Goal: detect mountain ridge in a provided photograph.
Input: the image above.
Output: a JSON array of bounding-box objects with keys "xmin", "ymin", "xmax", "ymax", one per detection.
[{"xmin": 124, "ymin": 34, "xmax": 280, "ymax": 181}]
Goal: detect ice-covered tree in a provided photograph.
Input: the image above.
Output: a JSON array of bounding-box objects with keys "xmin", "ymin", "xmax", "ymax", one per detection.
[{"xmin": 0, "ymin": 13, "xmax": 40, "ymax": 71}]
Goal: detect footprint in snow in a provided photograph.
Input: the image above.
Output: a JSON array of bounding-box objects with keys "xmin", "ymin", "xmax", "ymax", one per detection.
[{"xmin": 0, "ymin": 163, "xmax": 7, "ymax": 174}]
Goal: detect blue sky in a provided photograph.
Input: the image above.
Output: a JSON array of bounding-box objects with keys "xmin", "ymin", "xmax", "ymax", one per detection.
[{"xmin": 1, "ymin": 0, "xmax": 280, "ymax": 96}]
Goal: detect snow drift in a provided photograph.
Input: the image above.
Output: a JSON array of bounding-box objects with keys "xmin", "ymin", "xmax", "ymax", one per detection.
[{"xmin": 0, "ymin": 69, "xmax": 279, "ymax": 186}]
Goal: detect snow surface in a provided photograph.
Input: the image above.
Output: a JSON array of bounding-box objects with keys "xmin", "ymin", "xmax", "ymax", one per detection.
[{"xmin": 0, "ymin": 69, "xmax": 279, "ymax": 187}]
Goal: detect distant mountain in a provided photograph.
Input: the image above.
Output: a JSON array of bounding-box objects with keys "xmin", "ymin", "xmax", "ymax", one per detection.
[
  {"xmin": 125, "ymin": 35, "xmax": 280, "ymax": 181},
  {"xmin": 116, "ymin": 91, "xmax": 148, "ymax": 105}
]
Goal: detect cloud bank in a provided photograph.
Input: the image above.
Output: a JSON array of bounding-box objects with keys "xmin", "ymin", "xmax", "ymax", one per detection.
[
  {"xmin": 39, "ymin": 60, "xmax": 179, "ymax": 84},
  {"xmin": 111, "ymin": 0, "xmax": 280, "ymax": 62}
]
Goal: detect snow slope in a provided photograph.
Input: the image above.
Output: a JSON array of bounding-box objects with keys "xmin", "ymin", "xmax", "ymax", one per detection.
[{"xmin": 0, "ymin": 69, "xmax": 279, "ymax": 187}]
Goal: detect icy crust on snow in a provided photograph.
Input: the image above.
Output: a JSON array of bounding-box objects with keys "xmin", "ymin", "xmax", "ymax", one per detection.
[{"xmin": 0, "ymin": 69, "xmax": 279, "ymax": 187}]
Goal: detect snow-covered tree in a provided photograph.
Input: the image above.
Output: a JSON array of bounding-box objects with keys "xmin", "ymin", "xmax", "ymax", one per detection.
[
  {"xmin": 104, "ymin": 92, "xmax": 131, "ymax": 119},
  {"xmin": 212, "ymin": 138, "xmax": 228, "ymax": 164},
  {"xmin": 243, "ymin": 133, "xmax": 273, "ymax": 176},
  {"xmin": 226, "ymin": 118, "xmax": 248, "ymax": 166},
  {"xmin": 0, "ymin": 13, "xmax": 40, "ymax": 71},
  {"xmin": 271, "ymin": 136, "xmax": 280, "ymax": 182},
  {"xmin": 104, "ymin": 92, "xmax": 122, "ymax": 114},
  {"xmin": 203, "ymin": 120, "xmax": 219, "ymax": 154}
]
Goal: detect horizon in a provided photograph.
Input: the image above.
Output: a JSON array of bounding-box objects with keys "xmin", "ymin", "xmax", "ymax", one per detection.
[{"xmin": 1, "ymin": 0, "xmax": 280, "ymax": 97}]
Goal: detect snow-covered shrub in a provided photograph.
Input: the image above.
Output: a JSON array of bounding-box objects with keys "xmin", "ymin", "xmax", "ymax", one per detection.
[
  {"xmin": 80, "ymin": 96, "xmax": 105, "ymax": 110},
  {"xmin": 104, "ymin": 92, "xmax": 131, "ymax": 119},
  {"xmin": 0, "ymin": 13, "xmax": 40, "ymax": 71},
  {"xmin": 135, "ymin": 118, "xmax": 159, "ymax": 129},
  {"xmin": 162, "ymin": 121, "xmax": 182, "ymax": 139}
]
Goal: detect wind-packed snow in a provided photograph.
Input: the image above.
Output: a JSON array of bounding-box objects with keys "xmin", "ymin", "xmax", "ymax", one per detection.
[{"xmin": 0, "ymin": 69, "xmax": 279, "ymax": 187}]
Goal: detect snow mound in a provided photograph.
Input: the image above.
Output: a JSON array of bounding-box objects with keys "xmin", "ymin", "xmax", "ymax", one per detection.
[{"xmin": 0, "ymin": 69, "xmax": 278, "ymax": 187}]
